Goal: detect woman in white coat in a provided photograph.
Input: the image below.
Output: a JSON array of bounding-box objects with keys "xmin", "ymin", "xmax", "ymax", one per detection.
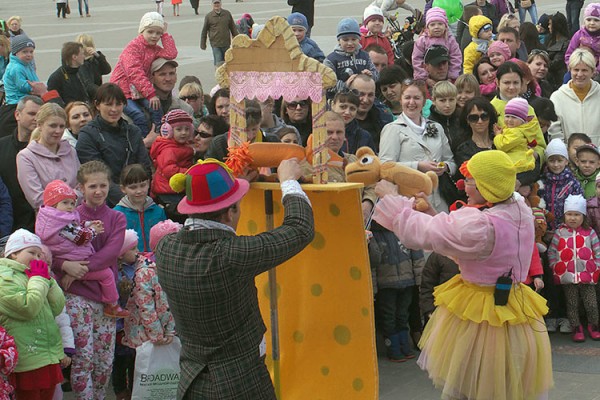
[
  {"xmin": 379, "ymin": 79, "xmax": 456, "ymax": 212},
  {"xmin": 549, "ymin": 48, "xmax": 600, "ymax": 145}
]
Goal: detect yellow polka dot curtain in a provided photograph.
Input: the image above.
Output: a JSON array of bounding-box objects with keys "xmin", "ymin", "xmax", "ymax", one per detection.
[{"xmin": 239, "ymin": 182, "xmax": 378, "ymax": 399}]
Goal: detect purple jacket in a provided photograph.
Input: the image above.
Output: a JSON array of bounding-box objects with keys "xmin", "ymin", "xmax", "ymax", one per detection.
[
  {"xmin": 565, "ymin": 28, "xmax": 600, "ymax": 74},
  {"xmin": 412, "ymin": 34, "xmax": 462, "ymax": 80},
  {"xmin": 36, "ymin": 205, "xmax": 95, "ymax": 261},
  {"xmin": 53, "ymin": 202, "xmax": 126, "ymax": 303}
]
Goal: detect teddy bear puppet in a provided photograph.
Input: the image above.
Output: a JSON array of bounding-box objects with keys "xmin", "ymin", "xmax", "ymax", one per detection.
[{"xmin": 344, "ymin": 147, "xmax": 439, "ymax": 211}]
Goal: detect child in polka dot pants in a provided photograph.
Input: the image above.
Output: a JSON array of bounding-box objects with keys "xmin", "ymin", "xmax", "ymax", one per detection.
[{"xmin": 548, "ymin": 194, "xmax": 600, "ymax": 342}]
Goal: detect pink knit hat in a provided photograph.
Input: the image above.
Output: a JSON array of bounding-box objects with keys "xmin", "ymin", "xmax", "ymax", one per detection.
[
  {"xmin": 584, "ymin": 3, "xmax": 600, "ymax": 20},
  {"xmin": 119, "ymin": 229, "xmax": 139, "ymax": 257},
  {"xmin": 149, "ymin": 220, "xmax": 182, "ymax": 251},
  {"xmin": 504, "ymin": 98, "xmax": 530, "ymax": 122},
  {"xmin": 488, "ymin": 40, "xmax": 511, "ymax": 61},
  {"xmin": 426, "ymin": 7, "xmax": 448, "ymax": 27}
]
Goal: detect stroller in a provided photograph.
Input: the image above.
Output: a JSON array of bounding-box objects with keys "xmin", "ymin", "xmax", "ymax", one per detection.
[{"xmin": 387, "ymin": 15, "xmax": 423, "ymax": 62}]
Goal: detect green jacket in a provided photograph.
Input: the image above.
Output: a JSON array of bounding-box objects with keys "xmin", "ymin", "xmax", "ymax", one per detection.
[
  {"xmin": 575, "ymin": 168, "xmax": 600, "ymax": 200},
  {"xmin": 0, "ymin": 258, "xmax": 65, "ymax": 372}
]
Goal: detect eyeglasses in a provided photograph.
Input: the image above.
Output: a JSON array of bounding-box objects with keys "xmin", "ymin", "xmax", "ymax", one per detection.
[
  {"xmin": 287, "ymin": 101, "xmax": 309, "ymax": 109},
  {"xmin": 180, "ymin": 95, "xmax": 199, "ymax": 101},
  {"xmin": 196, "ymin": 130, "xmax": 213, "ymax": 139},
  {"xmin": 467, "ymin": 112, "xmax": 490, "ymax": 123}
]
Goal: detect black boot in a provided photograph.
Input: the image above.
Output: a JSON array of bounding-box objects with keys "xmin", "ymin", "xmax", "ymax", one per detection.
[{"xmin": 194, "ymin": 7, "xmax": 199, "ymax": 15}]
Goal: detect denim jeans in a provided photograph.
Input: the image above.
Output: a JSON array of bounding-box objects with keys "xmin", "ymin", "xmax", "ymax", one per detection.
[
  {"xmin": 566, "ymin": 0, "xmax": 585, "ymax": 36},
  {"xmin": 518, "ymin": 4, "xmax": 538, "ymax": 24},
  {"xmin": 78, "ymin": 0, "xmax": 89, "ymax": 15},
  {"xmin": 124, "ymin": 98, "xmax": 162, "ymax": 137},
  {"xmin": 375, "ymin": 287, "xmax": 413, "ymax": 336},
  {"xmin": 211, "ymin": 46, "xmax": 228, "ymax": 66}
]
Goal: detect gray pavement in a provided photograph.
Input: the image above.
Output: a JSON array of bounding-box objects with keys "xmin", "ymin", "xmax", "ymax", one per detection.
[{"xmin": 5, "ymin": 0, "xmax": 600, "ymax": 399}]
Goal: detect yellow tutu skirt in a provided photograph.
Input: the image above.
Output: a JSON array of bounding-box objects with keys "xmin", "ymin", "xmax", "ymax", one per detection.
[{"xmin": 418, "ymin": 275, "xmax": 554, "ymax": 400}]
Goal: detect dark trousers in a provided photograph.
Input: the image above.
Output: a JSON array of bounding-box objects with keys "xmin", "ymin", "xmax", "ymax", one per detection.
[
  {"xmin": 375, "ymin": 287, "xmax": 413, "ymax": 336},
  {"xmin": 566, "ymin": 0, "xmax": 585, "ymax": 36},
  {"xmin": 542, "ymin": 256, "xmax": 567, "ymax": 318},
  {"xmin": 57, "ymin": 3, "xmax": 67, "ymax": 18},
  {"xmin": 112, "ymin": 352, "xmax": 135, "ymax": 395}
]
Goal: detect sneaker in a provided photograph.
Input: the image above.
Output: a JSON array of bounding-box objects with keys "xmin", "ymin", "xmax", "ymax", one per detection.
[
  {"xmin": 558, "ymin": 318, "xmax": 572, "ymax": 334},
  {"xmin": 587, "ymin": 324, "xmax": 600, "ymax": 340},
  {"xmin": 573, "ymin": 325, "xmax": 585, "ymax": 342},
  {"xmin": 104, "ymin": 303, "xmax": 130, "ymax": 318},
  {"xmin": 545, "ymin": 318, "xmax": 557, "ymax": 333}
]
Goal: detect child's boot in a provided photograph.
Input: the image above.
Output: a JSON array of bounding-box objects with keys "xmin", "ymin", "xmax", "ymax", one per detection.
[
  {"xmin": 587, "ymin": 324, "xmax": 600, "ymax": 340},
  {"xmin": 572, "ymin": 325, "xmax": 585, "ymax": 342},
  {"xmin": 104, "ymin": 303, "xmax": 130, "ymax": 318},
  {"xmin": 384, "ymin": 334, "xmax": 406, "ymax": 362},
  {"xmin": 398, "ymin": 330, "xmax": 416, "ymax": 359}
]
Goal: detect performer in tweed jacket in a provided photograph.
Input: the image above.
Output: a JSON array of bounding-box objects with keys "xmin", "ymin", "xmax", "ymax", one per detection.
[{"xmin": 156, "ymin": 158, "xmax": 314, "ymax": 399}]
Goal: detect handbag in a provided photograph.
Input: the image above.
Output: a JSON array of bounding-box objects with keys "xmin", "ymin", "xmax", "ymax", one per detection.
[
  {"xmin": 131, "ymin": 337, "xmax": 181, "ymax": 400},
  {"xmin": 66, "ymin": 2, "xmax": 71, "ymax": 14},
  {"xmin": 520, "ymin": 0, "xmax": 532, "ymax": 9}
]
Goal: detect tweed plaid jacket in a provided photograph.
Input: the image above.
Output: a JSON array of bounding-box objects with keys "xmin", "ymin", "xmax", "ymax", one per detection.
[{"xmin": 156, "ymin": 194, "xmax": 314, "ymax": 398}]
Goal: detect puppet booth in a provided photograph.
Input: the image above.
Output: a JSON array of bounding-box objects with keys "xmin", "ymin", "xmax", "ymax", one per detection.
[{"xmin": 215, "ymin": 16, "xmax": 378, "ymax": 399}]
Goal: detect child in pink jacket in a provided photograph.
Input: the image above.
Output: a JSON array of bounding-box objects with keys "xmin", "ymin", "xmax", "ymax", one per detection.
[
  {"xmin": 123, "ymin": 220, "xmax": 180, "ymax": 348},
  {"xmin": 110, "ymin": 12, "xmax": 177, "ymax": 137},
  {"xmin": 36, "ymin": 180, "xmax": 129, "ymax": 319},
  {"xmin": 412, "ymin": 7, "xmax": 461, "ymax": 83}
]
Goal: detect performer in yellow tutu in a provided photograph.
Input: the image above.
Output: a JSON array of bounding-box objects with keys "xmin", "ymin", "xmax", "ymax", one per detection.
[{"xmin": 373, "ymin": 150, "xmax": 553, "ymax": 400}]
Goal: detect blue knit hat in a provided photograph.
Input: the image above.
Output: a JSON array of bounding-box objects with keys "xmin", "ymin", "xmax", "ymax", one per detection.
[
  {"xmin": 337, "ymin": 18, "xmax": 360, "ymax": 39},
  {"xmin": 287, "ymin": 12, "xmax": 308, "ymax": 31}
]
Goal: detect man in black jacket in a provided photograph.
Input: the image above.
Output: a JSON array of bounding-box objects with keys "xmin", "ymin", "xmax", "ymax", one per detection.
[{"xmin": 0, "ymin": 95, "xmax": 42, "ymax": 233}]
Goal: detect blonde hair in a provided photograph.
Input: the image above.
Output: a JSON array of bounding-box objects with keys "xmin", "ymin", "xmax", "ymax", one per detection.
[
  {"xmin": 568, "ymin": 48, "xmax": 597, "ymax": 71},
  {"xmin": 325, "ymin": 110, "xmax": 344, "ymax": 125},
  {"xmin": 0, "ymin": 35, "xmax": 9, "ymax": 58},
  {"xmin": 65, "ymin": 101, "xmax": 93, "ymax": 129},
  {"xmin": 75, "ymin": 33, "xmax": 95, "ymax": 49},
  {"xmin": 497, "ymin": 13, "xmax": 519, "ymax": 32},
  {"xmin": 7, "ymin": 16, "xmax": 22, "ymax": 26},
  {"xmin": 432, "ymin": 81, "xmax": 458, "ymax": 99},
  {"xmin": 179, "ymin": 82, "xmax": 203, "ymax": 97},
  {"xmin": 455, "ymin": 73, "xmax": 481, "ymax": 96},
  {"xmin": 30, "ymin": 103, "xmax": 67, "ymax": 142}
]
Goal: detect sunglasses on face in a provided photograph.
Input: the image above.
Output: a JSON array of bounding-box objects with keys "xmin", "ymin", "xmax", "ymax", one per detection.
[
  {"xmin": 287, "ymin": 101, "xmax": 309, "ymax": 109},
  {"xmin": 196, "ymin": 130, "xmax": 213, "ymax": 139},
  {"xmin": 467, "ymin": 112, "xmax": 490, "ymax": 123},
  {"xmin": 180, "ymin": 95, "xmax": 200, "ymax": 101},
  {"xmin": 481, "ymin": 24, "xmax": 493, "ymax": 32}
]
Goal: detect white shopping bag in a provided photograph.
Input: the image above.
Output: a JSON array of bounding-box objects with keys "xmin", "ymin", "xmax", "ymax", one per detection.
[{"xmin": 131, "ymin": 337, "xmax": 181, "ymax": 400}]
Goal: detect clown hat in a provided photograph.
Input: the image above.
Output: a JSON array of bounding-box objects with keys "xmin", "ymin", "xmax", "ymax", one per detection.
[{"xmin": 170, "ymin": 159, "xmax": 250, "ymax": 214}]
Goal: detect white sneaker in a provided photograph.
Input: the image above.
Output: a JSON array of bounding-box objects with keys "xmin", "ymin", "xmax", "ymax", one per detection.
[
  {"xmin": 546, "ymin": 318, "xmax": 557, "ymax": 333},
  {"xmin": 559, "ymin": 318, "xmax": 572, "ymax": 334}
]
